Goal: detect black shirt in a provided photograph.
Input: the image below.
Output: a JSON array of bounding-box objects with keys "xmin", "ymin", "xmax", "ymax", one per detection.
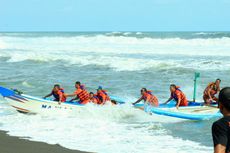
[{"xmin": 212, "ymin": 116, "xmax": 230, "ymax": 153}]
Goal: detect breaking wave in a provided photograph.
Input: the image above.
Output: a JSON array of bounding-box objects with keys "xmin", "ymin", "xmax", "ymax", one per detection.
[{"xmin": 0, "ymin": 34, "xmax": 230, "ymax": 71}]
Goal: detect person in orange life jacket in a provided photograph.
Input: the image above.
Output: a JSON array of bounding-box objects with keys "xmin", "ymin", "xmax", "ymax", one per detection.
[
  {"xmin": 132, "ymin": 88, "xmax": 159, "ymax": 107},
  {"xmin": 65, "ymin": 81, "xmax": 90, "ymax": 104},
  {"xmin": 96, "ymin": 86, "xmax": 111, "ymax": 105},
  {"xmin": 89, "ymin": 92, "xmax": 100, "ymax": 104},
  {"xmin": 43, "ymin": 84, "xmax": 66, "ymax": 104},
  {"xmin": 164, "ymin": 84, "xmax": 188, "ymax": 109},
  {"xmin": 203, "ymin": 79, "xmax": 221, "ymax": 105}
]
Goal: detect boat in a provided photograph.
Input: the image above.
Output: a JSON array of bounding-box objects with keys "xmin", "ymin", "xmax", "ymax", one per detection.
[
  {"xmin": 0, "ymin": 86, "xmax": 126, "ymax": 114},
  {"xmin": 134, "ymin": 102, "xmax": 221, "ymax": 120},
  {"xmin": 134, "ymin": 101, "xmax": 205, "ymax": 109},
  {"xmin": 0, "ymin": 86, "xmax": 222, "ymax": 120}
]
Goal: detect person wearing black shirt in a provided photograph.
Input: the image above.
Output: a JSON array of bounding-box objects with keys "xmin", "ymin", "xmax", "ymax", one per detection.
[{"xmin": 212, "ymin": 87, "xmax": 230, "ymax": 153}]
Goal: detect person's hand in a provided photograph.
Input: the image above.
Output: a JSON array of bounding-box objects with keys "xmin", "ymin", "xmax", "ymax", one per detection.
[
  {"xmin": 58, "ymin": 101, "xmax": 61, "ymax": 105},
  {"xmin": 176, "ymin": 105, "xmax": 179, "ymax": 110}
]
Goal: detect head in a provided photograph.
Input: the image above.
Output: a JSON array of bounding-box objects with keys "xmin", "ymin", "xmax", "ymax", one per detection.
[
  {"xmin": 89, "ymin": 92, "xmax": 94, "ymax": 98},
  {"xmin": 97, "ymin": 86, "xmax": 103, "ymax": 92},
  {"xmin": 170, "ymin": 84, "xmax": 177, "ymax": 93},
  {"xmin": 75, "ymin": 81, "xmax": 81, "ymax": 89},
  {"xmin": 53, "ymin": 84, "xmax": 60, "ymax": 92},
  {"xmin": 218, "ymin": 87, "xmax": 230, "ymax": 115},
  {"xmin": 215, "ymin": 79, "xmax": 221, "ymax": 86},
  {"xmin": 140, "ymin": 88, "xmax": 147, "ymax": 95}
]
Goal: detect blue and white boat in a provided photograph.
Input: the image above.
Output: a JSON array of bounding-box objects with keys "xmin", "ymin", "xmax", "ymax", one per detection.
[
  {"xmin": 0, "ymin": 86, "xmax": 125, "ymax": 114},
  {"xmin": 134, "ymin": 101, "xmax": 221, "ymax": 120},
  {"xmin": 0, "ymin": 86, "xmax": 222, "ymax": 120}
]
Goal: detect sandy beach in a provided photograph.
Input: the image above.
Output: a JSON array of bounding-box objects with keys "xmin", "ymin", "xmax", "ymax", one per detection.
[{"xmin": 0, "ymin": 130, "xmax": 88, "ymax": 153}]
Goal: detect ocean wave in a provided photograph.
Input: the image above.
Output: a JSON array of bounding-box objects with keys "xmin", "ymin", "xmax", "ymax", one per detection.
[
  {"xmin": 1, "ymin": 34, "xmax": 230, "ymax": 51},
  {"xmin": 193, "ymin": 32, "xmax": 217, "ymax": 35},
  {"xmin": 1, "ymin": 53, "xmax": 229, "ymax": 72},
  {"xmin": 0, "ymin": 35, "xmax": 230, "ymax": 71}
]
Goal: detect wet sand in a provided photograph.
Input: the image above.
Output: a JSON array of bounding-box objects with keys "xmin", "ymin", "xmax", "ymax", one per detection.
[{"xmin": 0, "ymin": 130, "xmax": 89, "ymax": 153}]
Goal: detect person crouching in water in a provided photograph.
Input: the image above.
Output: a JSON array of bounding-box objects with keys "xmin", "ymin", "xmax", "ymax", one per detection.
[
  {"xmin": 132, "ymin": 88, "xmax": 159, "ymax": 107},
  {"xmin": 164, "ymin": 84, "xmax": 188, "ymax": 109},
  {"xmin": 96, "ymin": 86, "xmax": 111, "ymax": 105},
  {"xmin": 203, "ymin": 79, "xmax": 221, "ymax": 105},
  {"xmin": 65, "ymin": 81, "xmax": 90, "ymax": 105},
  {"xmin": 43, "ymin": 84, "xmax": 66, "ymax": 104}
]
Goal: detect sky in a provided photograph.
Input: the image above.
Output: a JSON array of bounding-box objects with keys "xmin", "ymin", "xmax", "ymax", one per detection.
[{"xmin": 0, "ymin": 0, "xmax": 230, "ymax": 31}]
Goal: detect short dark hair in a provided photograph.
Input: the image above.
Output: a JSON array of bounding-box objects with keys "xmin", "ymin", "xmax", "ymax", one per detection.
[
  {"xmin": 216, "ymin": 78, "xmax": 221, "ymax": 82},
  {"xmin": 170, "ymin": 84, "xmax": 176, "ymax": 88},
  {"xmin": 54, "ymin": 84, "xmax": 60, "ymax": 88},
  {"xmin": 219, "ymin": 87, "xmax": 230, "ymax": 111},
  {"xmin": 141, "ymin": 88, "xmax": 147, "ymax": 92},
  {"xmin": 75, "ymin": 81, "xmax": 81, "ymax": 85},
  {"xmin": 89, "ymin": 92, "xmax": 94, "ymax": 94}
]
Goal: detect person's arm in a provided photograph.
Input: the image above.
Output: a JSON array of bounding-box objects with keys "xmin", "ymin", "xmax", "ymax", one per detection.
[
  {"xmin": 43, "ymin": 92, "xmax": 52, "ymax": 99},
  {"xmin": 176, "ymin": 99, "xmax": 181, "ymax": 109},
  {"xmin": 207, "ymin": 88, "xmax": 213, "ymax": 101},
  {"xmin": 65, "ymin": 93, "xmax": 77, "ymax": 97},
  {"xmin": 175, "ymin": 92, "xmax": 182, "ymax": 109},
  {"xmin": 58, "ymin": 92, "xmax": 63, "ymax": 104},
  {"xmin": 217, "ymin": 87, "xmax": 220, "ymax": 92},
  {"xmin": 69, "ymin": 97, "xmax": 79, "ymax": 102},
  {"xmin": 101, "ymin": 94, "xmax": 107, "ymax": 104},
  {"xmin": 212, "ymin": 121, "xmax": 228, "ymax": 153},
  {"xmin": 163, "ymin": 97, "xmax": 173, "ymax": 105},
  {"xmin": 132, "ymin": 97, "xmax": 143, "ymax": 105},
  {"xmin": 65, "ymin": 89, "xmax": 80, "ymax": 97}
]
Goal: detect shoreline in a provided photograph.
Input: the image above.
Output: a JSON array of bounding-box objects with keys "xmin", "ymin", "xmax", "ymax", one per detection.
[{"xmin": 0, "ymin": 130, "xmax": 89, "ymax": 153}]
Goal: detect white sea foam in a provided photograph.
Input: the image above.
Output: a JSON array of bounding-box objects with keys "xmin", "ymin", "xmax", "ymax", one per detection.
[
  {"xmin": 22, "ymin": 81, "xmax": 34, "ymax": 88},
  {"xmin": 136, "ymin": 32, "xmax": 143, "ymax": 35},
  {"xmin": 0, "ymin": 102, "xmax": 211, "ymax": 153},
  {"xmin": 0, "ymin": 35, "xmax": 230, "ymax": 71}
]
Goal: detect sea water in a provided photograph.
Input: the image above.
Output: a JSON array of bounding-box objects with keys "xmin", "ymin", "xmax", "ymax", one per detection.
[{"xmin": 0, "ymin": 32, "xmax": 230, "ymax": 153}]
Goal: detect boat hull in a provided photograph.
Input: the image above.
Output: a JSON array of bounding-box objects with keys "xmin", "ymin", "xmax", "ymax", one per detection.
[
  {"xmin": 138, "ymin": 103, "xmax": 222, "ymax": 120},
  {"xmin": 5, "ymin": 94, "xmax": 84, "ymax": 113}
]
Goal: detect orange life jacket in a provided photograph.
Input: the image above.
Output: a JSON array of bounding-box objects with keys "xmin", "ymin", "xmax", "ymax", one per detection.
[
  {"xmin": 171, "ymin": 88, "xmax": 188, "ymax": 106},
  {"xmin": 142, "ymin": 91, "xmax": 159, "ymax": 107},
  {"xmin": 204, "ymin": 82, "xmax": 218, "ymax": 96},
  {"xmin": 90, "ymin": 95, "xmax": 100, "ymax": 104},
  {"xmin": 97, "ymin": 90, "xmax": 110, "ymax": 104},
  {"xmin": 74, "ymin": 87, "xmax": 90, "ymax": 104},
  {"xmin": 78, "ymin": 90, "xmax": 89, "ymax": 102},
  {"xmin": 52, "ymin": 88, "xmax": 66, "ymax": 102}
]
